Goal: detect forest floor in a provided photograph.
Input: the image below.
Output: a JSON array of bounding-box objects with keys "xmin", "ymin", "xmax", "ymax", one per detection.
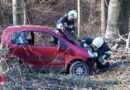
[{"xmin": 0, "ymin": 46, "xmax": 129, "ymax": 90}]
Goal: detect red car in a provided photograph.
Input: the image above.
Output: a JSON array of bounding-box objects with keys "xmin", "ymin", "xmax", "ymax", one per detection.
[{"xmin": 1, "ymin": 25, "xmax": 94, "ymax": 76}]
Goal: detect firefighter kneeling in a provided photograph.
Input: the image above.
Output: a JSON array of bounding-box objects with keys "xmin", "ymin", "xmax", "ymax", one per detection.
[{"xmin": 80, "ymin": 37, "xmax": 112, "ymax": 70}]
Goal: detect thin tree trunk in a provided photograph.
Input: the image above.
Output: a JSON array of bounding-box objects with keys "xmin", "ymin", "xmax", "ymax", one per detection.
[
  {"xmin": 23, "ymin": 0, "xmax": 27, "ymax": 25},
  {"xmin": 0, "ymin": 1, "xmax": 8, "ymax": 26},
  {"xmin": 77, "ymin": 0, "xmax": 81, "ymax": 38},
  {"xmin": 125, "ymin": 0, "xmax": 130, "ymax": 31},
  {"xmin": 101, "ymin": 0, "xmax": 106, "ymax": 37},
  {"xmin": 126, "ymin": 32, "xmax": 130, "ymax": 50},
  {"xmin": 12, "ymin": 0, "xmax": 24, "ymax": 25}
]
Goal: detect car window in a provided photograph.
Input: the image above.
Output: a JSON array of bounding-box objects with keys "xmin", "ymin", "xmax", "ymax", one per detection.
[
  {"xmin": 11, "ymin": 31, "xmax": 67, "ymax": 47},
  {"xmin": 33, "ymin": 31, "xmax": 54, "ymax": 46},
  {"xmin": 11, "ymin": 31, "xmax": 28, "ymax": 45}
]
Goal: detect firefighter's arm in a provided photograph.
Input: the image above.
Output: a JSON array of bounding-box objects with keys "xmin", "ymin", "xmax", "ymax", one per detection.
[
  {"xmin": 94, "ymin": 50, "xmax": 112, "ymax": 59},
  {"xmin": 57, "ymin": 23, "xmax": 66, "ymax": 32},
  {"xmin": 104, "ymin": 42, "xmax": 112, "ymax": 56},
  {"xmin": 94, "ymin": 52, "xmax": 98, "ymax": 58},
  {"xmin": 70, "ymin": 25, "xmax": 75, "ymax": 34},
  {"xmin": 81, "ymin": 41, "xmax": 97, "ymax": 58},
  {"xmin": 57, "ymin": 16, "xmax": 67, "ymax": 32},
  {"xmin": 104, "ymin": 50, "xmax": 112, "ymax": 55},
  {"xmin": 81, "ymin": 40, "xmax": 92, "ymax": 51}
]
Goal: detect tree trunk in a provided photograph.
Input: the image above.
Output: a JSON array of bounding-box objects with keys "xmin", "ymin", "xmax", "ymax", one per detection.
[
  {"xmin": 23, "ymin": 0, "xmax": 27, "ymax": 25},
  {"xmin": 125, "ymin": 0, "xmax": 130, "ymax": 31},
  {"xmin": 77, "ymin": 0, "xmax": 81, "ymax": 38},
  {"xmin": 101, "ymin": 0, "xmax": 106, "ymax": 37},
  {"xmin": 12, "ymin": 0, "xmax": 26, "ymax": 25},
  {"xmin": 0, "ymin": 1, "xmax": 8, "ymax": 26},
  {"xmin": 105, "ymin": 0, "xmax": 125, "ymax": 41}
]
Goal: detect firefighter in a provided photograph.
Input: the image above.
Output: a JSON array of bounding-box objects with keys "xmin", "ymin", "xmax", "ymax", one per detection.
[
  {"xmin": 80, "ymin": 37, "xmax": 112, "ymax": 70},
  {"xmin": 52, "ymin": 10, "xmax": 78, "ymax": 45}
]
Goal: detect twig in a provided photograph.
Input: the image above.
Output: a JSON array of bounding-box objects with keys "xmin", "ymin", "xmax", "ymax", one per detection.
[{"xmin": 117, "ymin": 30, "xmax": 127, "ymax": 42}]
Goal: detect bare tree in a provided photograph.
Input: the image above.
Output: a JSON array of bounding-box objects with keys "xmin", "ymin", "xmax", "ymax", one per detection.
[
  {"xmin": 23, "ymin": 0, "xmax": 27, "ymax": 25},
  {"xmin": 77, "ymin": 0, "xmax": 81, "ymax": 38},
  {"xmin": 101, "ymin": 0, "xmax": 106, "ymax": 37},
  {"xmin": 105, "ymin": 0, "xmax": 125, "ymax": 41},
  {"xmin": 12, "ymin": 0, "xmax": 26, "ymax": 25}
]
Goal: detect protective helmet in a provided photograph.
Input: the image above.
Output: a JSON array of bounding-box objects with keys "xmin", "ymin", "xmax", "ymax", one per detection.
[
  {"xmin": 68, "ymin": 10, "xmax": 77, "ymax": 19},
  {"xmin": 92, "ymin": 37, "xmax": 104, "ymax": 48}
]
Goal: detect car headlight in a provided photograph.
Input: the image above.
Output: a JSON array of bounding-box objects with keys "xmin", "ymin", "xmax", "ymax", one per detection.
[{"xmin": 88, "ymin": 50, "xmax": 95, "ymax": 58}]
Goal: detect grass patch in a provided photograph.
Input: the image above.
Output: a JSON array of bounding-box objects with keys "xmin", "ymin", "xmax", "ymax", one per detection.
[{"xmin": 0, "ymin": 59, "xmax": 130, "ymax": 89}]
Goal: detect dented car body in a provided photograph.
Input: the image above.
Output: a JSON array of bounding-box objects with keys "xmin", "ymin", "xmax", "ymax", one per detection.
[{"xmin": 1, "ymin": 25, "xmax": 94, "ymax": 76}]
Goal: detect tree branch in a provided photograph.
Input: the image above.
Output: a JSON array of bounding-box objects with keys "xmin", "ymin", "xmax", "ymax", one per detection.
[
  {"xmin": 117, "ymin": 30, "xmax": 127, "ymax": 42},
  {"xmin": 126, "ymin": 32, "xmax": 130, "ymax": 50}
]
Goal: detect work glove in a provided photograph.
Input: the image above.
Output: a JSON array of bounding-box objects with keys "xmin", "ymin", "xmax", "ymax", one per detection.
[
  {"xmin": 84, "ymin": 44, "xmax": 92, "ymax": 51},
  {"xmin": 94, "ymin": 52, "xmax": 98, "ymax": 58},
  {"xmin": 61, "ymin": 27, "xmax": 66, "ymax": 32}
]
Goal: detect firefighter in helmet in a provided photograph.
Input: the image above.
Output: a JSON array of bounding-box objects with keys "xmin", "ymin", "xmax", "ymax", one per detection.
[
  {"xmin": 52, "ymin": 10, "xmax": 78, "ymax": 45},
  {"xmin": 80, "ymin": 37, "xmax": 112, "ymax": 70}
]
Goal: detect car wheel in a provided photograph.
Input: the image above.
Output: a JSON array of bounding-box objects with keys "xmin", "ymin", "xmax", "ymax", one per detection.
[{"xmin": 69, "ymin": 61, "xmax": 89, "ymax": 77}]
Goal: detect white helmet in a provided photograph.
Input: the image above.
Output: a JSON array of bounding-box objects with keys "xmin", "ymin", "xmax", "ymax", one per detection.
[
  {"xmin": 92, "ymin": 37, "xmax": 104, "ymax": 48},
  {"xmin": 68, "ymin": 10, "xmax": 77, "ymax": 19}
]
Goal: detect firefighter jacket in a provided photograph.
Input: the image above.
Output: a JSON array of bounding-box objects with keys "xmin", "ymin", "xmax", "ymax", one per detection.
[
  {"xmin": 56, "ymin": 14, "xmax": 75, "ymax": 33},
  {"xmin": 81, "ymin": 38, "xmax": 112, "ymax": 57}
]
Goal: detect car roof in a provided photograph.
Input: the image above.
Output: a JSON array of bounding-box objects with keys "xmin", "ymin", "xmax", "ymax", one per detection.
[
  {"xmin": 5, "ymin": 25, "xmax": 51, "ymax": 32},
  {"xmin": 3, "ymin": 25, "xmax": 87, "ymax": 54},
  {"xmin": 4, "ymin": 25, "xmax": 60, "ymax": 36},
  {"xmin": 4, "ymin": 25, "xmax": 71, "ymax": 43}
]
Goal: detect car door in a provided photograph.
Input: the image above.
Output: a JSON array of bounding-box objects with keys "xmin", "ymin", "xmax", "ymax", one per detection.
[
  {"xmin": 9, "ymin": 31, "xmax": 29, "ymax": 61},
  {"xmin": 21, "ymin": 31, "xmax": 66, "ymax": 68}
]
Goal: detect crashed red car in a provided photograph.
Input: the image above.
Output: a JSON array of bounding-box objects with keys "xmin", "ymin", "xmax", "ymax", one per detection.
[{"xmin": 1, "ymin": 25, "xmax": 95, "ymax": 76}]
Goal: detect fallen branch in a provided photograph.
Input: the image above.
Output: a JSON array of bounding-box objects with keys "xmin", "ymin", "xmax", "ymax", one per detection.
[
  {"xmin": 117, "ymin": 30, "xmax": 130, "ymax": 50},
  {"xmin": 117, "ymin": 30, "xmax": 127, "ymax": 42},
  {"xmin": 126, "ymin": 32, "xmax": 130, "ymax": 50}
]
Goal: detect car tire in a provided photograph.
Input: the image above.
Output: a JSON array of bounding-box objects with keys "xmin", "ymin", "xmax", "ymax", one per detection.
[{"xmin": 69, "ymin": 61, "xmax": 89, "ymax": 77}]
